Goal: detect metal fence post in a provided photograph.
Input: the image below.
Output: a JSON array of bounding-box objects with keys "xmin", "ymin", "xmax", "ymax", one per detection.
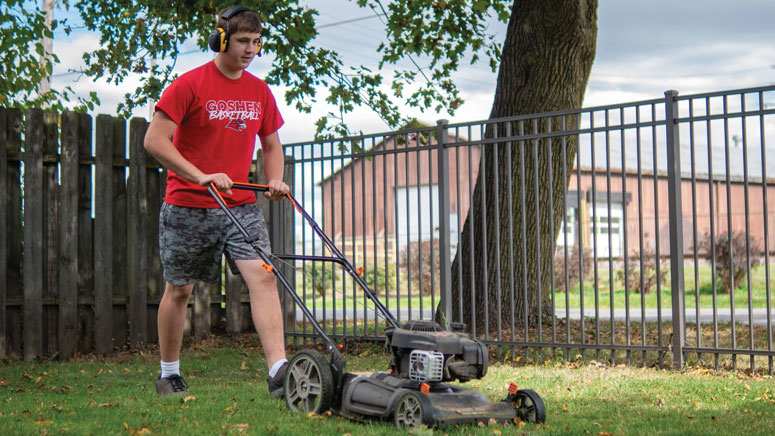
[
  {"xmin": 665, "ymin": 90, "xmax": 686, "ymax": 369},
  {"xmin": 436, "ymin": 119, "xmax": 452, "ymax": 327}
]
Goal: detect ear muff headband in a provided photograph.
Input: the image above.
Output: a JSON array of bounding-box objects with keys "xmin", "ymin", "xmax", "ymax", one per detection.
[{"xmin": 208, "ymin": 5, "xmax": 252, "ymax": 52}]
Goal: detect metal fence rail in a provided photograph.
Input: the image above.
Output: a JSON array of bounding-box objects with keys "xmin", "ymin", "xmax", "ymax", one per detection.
[{"xmin": 282, "ymin": 86, "xmax": 775, "ymax": 373}]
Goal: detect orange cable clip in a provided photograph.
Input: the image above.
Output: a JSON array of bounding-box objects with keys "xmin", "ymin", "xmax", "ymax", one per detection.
[
  {"xmin": 508, "ymin": 382, "xmax": 519, "ymax": 395},
  {"xmin": 262, "ymin": 263, "xmax": 274, "ymax": 273},
  {"xmin": 356, "ymin": 266, "xmax": 364, "ymax": 276},
  {"xmin": 420, "ymin": 383, "xmax": 430, "ymax": 395}
]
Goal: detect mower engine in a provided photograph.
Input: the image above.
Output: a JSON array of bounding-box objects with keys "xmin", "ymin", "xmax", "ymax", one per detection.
[{"xmin": 385, "ymin": 320, "xmax": 488, "ymax": 383}]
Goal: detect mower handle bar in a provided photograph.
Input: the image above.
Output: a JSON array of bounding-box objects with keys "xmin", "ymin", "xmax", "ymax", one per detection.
[{"xmin": 207, "ymin": 181, "xmax": 401, "ymax": 333}]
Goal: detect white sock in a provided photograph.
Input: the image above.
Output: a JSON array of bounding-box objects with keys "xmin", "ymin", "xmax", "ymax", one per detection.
[
  {"xmin": 268, "ymin": 359, "xmax": 288, "ymax": 378},
  {"xmin": 160, "ymin": 360, "xmax": 180, "ymax": 378}
]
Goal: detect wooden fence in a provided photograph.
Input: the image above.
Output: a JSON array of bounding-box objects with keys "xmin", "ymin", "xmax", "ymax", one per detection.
[{"xmin": 0, "ymin": 108, "xmax": 294, "ymax": 361}]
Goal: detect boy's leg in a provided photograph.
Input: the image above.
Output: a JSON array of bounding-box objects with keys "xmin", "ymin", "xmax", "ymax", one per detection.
[
  {"xmin": 157, "ymin": 282, "xmax": 195, "ymax": 363},
  {"xmin": 155, "ymin": 281, "xmax": 194, "ymax": 395},
  {"xmin": 234, "ymin": 258, "xmax": 286, "ymax": 367}
]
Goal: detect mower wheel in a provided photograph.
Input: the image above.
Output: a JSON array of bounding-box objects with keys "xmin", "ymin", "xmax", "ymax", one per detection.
[
  {"xmin": 284, "ymin": 349, "xmax": 334, "ymax": 415},
  {"xmin": 509, "ymin": 389, "xmax": 546, "ymax": 424},
  {"xmin": 392, "ymin": 391, "xmax": 434, "ymax": 428}
]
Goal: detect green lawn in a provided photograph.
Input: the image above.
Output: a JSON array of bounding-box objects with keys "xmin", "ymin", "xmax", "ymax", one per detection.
[
  {"xmin": 1, "ymin": 335, "xmax": 773, "ymax": 435},
  {"xmin": 289, "ymin": 262, "xmax": 774, "ymax": 313},
  {"xmin": 552, "ymin": 262, "xmax": 774, "ymax": 311}
]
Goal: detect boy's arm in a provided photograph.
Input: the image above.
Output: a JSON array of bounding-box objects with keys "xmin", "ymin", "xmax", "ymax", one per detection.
[
  {"xmin": 144, "ymin": 110, "xmax": 233, "ymax": 194},
  {"xmin": 259, "ymin": 131, "xmax": 289, "ymax": 200}
]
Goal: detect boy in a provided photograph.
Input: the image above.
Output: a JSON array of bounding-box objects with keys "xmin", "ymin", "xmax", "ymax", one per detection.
[{"xmin": 143, "ymin": 6, "xmax": 289, "ymax": 397}]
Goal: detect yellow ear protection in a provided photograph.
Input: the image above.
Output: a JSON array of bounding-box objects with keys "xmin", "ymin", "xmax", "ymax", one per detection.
[{"xmin": 208, "ymin": 6, "xmax": 261, "ymax": 53}]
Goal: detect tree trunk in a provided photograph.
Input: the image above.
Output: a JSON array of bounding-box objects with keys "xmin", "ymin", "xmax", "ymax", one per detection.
[{"xmin": 439, "ymin": 0, "xmax": 598, "ymax": 335}]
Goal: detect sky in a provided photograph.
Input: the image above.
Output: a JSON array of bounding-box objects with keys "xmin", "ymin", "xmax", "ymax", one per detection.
[{"xmin": 47, "ymin": 0, "xmax": 775, "ymax": 144}]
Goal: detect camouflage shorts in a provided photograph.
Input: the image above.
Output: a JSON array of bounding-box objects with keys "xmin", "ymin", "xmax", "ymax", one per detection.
[{"xmin": 158, "ymin": 202, "xmax": 271, "ymax": 285}]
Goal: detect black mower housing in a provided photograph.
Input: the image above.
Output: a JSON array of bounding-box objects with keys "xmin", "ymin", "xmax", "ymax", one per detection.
[{"xmin": 385, "ymin": 321, "xmax": 488, "ymax": 382}]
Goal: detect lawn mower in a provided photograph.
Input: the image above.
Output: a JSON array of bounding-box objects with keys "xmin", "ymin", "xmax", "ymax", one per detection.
[{"xmin": 208, "ymin": 182, "xmax": 546, "ymax": 429}]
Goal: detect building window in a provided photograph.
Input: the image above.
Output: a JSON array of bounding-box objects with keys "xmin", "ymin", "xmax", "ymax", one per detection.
[
  {"xmin": 589, "ymin": 202, "xmax": 624, "ymax": 258},
  {"xmin": 395, "ymin": 184, "xmax": 440, "ymax": 242},
  {"xmin": 557, "ymin": 207, "xmax": 578, "ymax": 247}
]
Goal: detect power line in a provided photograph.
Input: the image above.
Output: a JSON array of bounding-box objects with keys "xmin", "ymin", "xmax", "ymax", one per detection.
[{"xmin": 317, "ymin": 14, "xmax": 385, "ymax": 29}]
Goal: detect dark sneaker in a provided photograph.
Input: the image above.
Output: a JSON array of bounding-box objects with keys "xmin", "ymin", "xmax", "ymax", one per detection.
[
  {"xmin": 267, "ymin": 362, "xmax": 288, "ymax": 398},
  {"xmin": 156, "ymin": 374, "xmax": 188, "ymax": 395}
]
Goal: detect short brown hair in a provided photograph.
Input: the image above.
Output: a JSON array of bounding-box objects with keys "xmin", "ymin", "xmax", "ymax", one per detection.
[{"xmin": 217, "ymin": 7, "xmax": 261, "ymax": 35}]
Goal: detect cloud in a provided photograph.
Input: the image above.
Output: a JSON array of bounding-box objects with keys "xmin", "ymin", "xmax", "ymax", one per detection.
[{"xmin": 45, "ymin": 0, "xmax": 775, "ymax": 139}]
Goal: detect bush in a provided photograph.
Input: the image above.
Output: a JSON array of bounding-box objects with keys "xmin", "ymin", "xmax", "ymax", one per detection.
[
  {"xmin": 302, "ymin": 262, "xmax": 397, "ymax": 297},
  {"xmin": 699, "ymin": 231, "xmax": 763, "ymax": 294},
  {"xmin": 361, "ymin": 262, "xmax": 398, "ymax": 297},
  {"xmin": 553, "ymin": 247, "xmax": 593, "ymax": 292},
  {"xmin": 399, "ymin": 239, "xmax": 440, "ymax": 295},
  {"xmin": 303, "ymin": 263, "xmax": 335, "ymax": 296},
  {"xmin": 616, "ymin": 245, "xmax": 668, "ymax": 294}
]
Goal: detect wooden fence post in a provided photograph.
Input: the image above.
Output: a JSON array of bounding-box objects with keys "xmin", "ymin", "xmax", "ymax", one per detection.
[
  {"xmin": 146, "ymin": 152, "xmax": 164, "ymax": 345},
  {"xmin": 128, "ymin": 118, "xmax": 149, "ymax": 349},
  {"xmin": 111, "ymin": 118, "xmax": 128, "ymax": 349},
  {"xmin": 194, "ymin": 282, "xmax": 213, "ymax": 339},
  {"xmin": 94, "ymin": 115, "xmax": 114, "ymax": 354},
  {"xmin": 42, "ymin": 111, "xmax": 59, "ymax": 356},
  {"xmin": 225, "ymin": 266, "xmax": 247, "ymax": 334},
  {"xmin": 59, "ymin": 111, "xmax": 80, "ymax": 359},
  {"xmin": 23, "ymin": 109, "xmax": 44, "ymax": 360},
  {"xmin": 0, "ymin": 109, "xmax": 7, "ymax": 358},
  {"xmin": 78, "ymin": 114, "xmax": 94, "ymax": 352},
  {"xmin": 3, "ymin": 109, "xmax": 23, "ymax": 358}
]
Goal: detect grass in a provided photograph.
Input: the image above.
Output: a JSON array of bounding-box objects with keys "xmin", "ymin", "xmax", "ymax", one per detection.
[
  {"xmin": 549, "ymin": 262, "xmax": 774, "ymax": 311},
  {"xmin": 300, "ymin": 293, "xmax": 438, "ymax": 314},
  {"xmin": 289, "ymin": 262, "xmax": 774, "ymax": 314},
  {"xmin": 1, "ymin": 333, "xmax": 774, "ymax": 436}
]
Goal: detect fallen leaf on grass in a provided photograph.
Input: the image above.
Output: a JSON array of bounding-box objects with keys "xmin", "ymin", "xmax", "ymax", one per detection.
[
  {"xmin": 597, "ymin": 433, "xmax": 613, "ymax": 436},
  {"xmin": 511, "ymin": 417, "xmax": 526, "ymax": 428},
  {"xmin": 492, "ymin": 430, "xmax": 502, "ymax": 435},
  {"xmin": 562, "ymin": 403, "xmax": 568, "ymax": 411},
  {"xmin": 222, "ymin": 423, "xmax": 250, "ymax": 429},
  {"xmin": 240, "ymin": 361, "xmax": 248, "ymax": 371},
  {"xmin": 124, "ymin": 422, "xmax": 153, "ymax": 435},
  {"xmin": 224, "ymin": 402, "xmax": 238, "ymax": 413},
  {"xmin": 182, "ymin": 395, "xmax": 197, "ymax": 403},
  {"xmin": 34, "ymin": 420, "xmax": 54, "ymax": 426}
]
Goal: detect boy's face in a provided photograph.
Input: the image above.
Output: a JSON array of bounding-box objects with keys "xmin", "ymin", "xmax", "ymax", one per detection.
[{"xmin": 223, "ymin": 31, "xmax": 262, "ymax": 70}]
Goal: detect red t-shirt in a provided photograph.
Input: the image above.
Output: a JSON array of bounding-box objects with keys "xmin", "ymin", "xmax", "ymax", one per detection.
[{"xmin": 155, "ymin": 61, "xmax": 284, "ymax": 208}]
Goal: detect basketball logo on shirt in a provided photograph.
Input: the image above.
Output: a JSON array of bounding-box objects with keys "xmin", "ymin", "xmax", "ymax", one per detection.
[
  {"xmin": 205, "ymin": 99, "xmax": 261, "ymax": 131},
  {"xmin": 225, "ymin": 118, "xmax": 247, "ymax": 131}
]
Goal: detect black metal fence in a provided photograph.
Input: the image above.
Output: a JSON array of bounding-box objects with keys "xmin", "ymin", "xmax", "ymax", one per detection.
[{"xmin": 280, "ymin": 86, "xmax": 775, "ymax": 373}]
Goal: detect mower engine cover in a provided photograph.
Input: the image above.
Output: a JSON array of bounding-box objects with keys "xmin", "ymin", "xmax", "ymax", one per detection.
[{"xmin": 385, "ymin": 321, "xmax": 488, "ymax": 382}]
